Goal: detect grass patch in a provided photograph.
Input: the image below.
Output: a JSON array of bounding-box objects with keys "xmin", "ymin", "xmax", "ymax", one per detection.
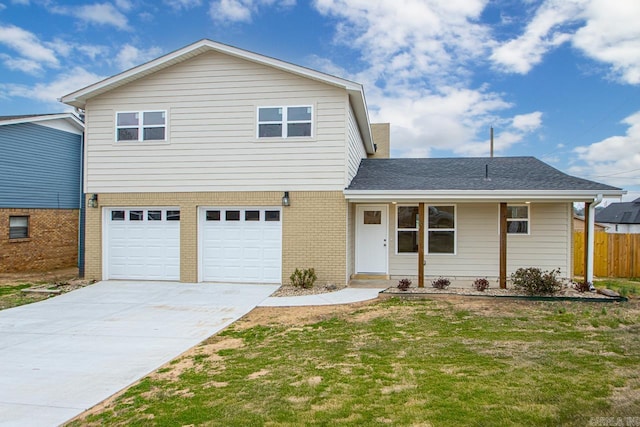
[
  {"xmin": 69, "ymin": 298, "xmax": 640, "ymax": 426},
  {"xmin": 595, "ymin": 278, "xmax": 640, "ymax": 298},
  {"xmin": 0, "ymin": 283, "xmax": 48, "ymax": 310}
]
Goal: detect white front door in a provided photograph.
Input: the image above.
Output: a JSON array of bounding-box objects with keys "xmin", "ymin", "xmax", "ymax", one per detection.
[{"xmin": 355, "ymin": 205, "xmax": 388, "ymax": 274}]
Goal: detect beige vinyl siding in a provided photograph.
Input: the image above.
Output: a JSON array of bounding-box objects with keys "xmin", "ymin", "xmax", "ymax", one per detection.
[
  {"xmin": 388, "ymin": 202, "xmax": 572, "ymax": 279},
  {"xmin": 508, "ymin": 202, "xmax": 573, "ymax": 277},
  {"xmin": 346, "ymin": 103, "xmax": 366, "ymax": 185},
  {"xmin": 85, "ymin": 51, "xmax": 348, "ymax": 193}
]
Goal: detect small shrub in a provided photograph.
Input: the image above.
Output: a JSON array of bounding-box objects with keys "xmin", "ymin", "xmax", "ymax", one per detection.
[
  {"xmin": 397, "ymin": 278, "xmax": 412, "ymax": 291},
  {"xmin": 473, "ymin": 278, "xmax": 490, "ymax": 292},
  {"xmin": 290, "ymin": 268, "xmax": 317, "ymax": 289},
  {"xmin": 511, "ymin": 267, "xmax": 562, "ymax": 296},
  {"xmin": 431, "ymin": 277, "xmax": 450, "ymax": 290},
  {"xmin": 573, "ymin": 280, "xmax": 592, "ymax": 293}
]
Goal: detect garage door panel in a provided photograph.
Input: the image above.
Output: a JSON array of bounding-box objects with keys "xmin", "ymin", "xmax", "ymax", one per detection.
[
  {"xmin": 105, "ymin": 208, "xmax": 180, "ymax": 281},
  {"xmin": 200, "ymin": 208, "xmax": 282, "ymax": 283}
]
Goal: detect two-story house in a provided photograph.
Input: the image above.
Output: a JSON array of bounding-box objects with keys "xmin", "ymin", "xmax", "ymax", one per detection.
[
  {"xmin": 61, "ymin": 40, "xmax": 623, "ymax": 287},
  {"xmin": 0, "ymin": 113, "xmax": 84, "ymax": 273}
]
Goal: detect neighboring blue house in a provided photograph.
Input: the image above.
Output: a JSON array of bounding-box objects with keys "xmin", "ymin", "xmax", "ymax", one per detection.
[{"xmin": 0, "ymin": 113, "xmax": 85, "ymax": 273}]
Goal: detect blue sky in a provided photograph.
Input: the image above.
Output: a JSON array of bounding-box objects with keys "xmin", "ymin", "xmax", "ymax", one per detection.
[{"xmin": 0, "ymin": 0, "xmax": 639, "ymax": 201}]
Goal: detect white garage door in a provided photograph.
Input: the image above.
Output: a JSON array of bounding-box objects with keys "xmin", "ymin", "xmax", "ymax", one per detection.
[
  {"xmin": 104, "ymin": 208, "xmax": 180, "ymax": 280},
  {"xmin": 200, "ymin": 208, "xmax": 282, "ymax": 283}
]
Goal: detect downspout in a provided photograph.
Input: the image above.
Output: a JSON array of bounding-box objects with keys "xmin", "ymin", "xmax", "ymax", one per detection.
[{"xmin": 586, "ymin": 194, "xmax": 603, "ymax": 287}]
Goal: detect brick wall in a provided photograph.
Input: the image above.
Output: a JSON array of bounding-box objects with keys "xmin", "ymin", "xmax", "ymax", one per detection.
[
  {"xmin": 0, "ymin": 208, "xmax": 79, "ymax": 273},
  {"xmin": 85, "ymin": 191, "xmax": 348, "ymax": 285}
]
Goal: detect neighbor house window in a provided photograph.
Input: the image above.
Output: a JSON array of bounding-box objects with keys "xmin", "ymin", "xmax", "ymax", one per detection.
[
  {"xmin": 9, "ymin": 216, "xmax": 29, "ymax": 239},
  {"xmin": 396, "ymin": 205, "xmax": 456, "ymax": 254},
  {"xmin": 507, "ymin": 205, "xmax": 529, "ymax": 234},
  {"xmin": 257, "ymin": 106, "xmax": 312, "ymax": 138},
  {"xmin": 427, "ymin": 206, "xmax": 455, "ymax": 254},
  {"xmin": 116, "ymin": 111, "xmax": 166, "ymax": 142}
]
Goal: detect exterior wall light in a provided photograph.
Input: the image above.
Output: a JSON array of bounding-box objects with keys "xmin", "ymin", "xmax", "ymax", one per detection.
[
  {"xmin": 88, "ymin": 193, "xmax": 98, "ymax": 208},
  {"xmin": 282, "ymin": 191, "xmax": 290, "ymax": 207}
]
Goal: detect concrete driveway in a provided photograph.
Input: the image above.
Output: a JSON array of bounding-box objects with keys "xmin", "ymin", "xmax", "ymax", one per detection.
[{"xmin": 0, "ymin": 280, "xmax": 279, "ymax": 427}]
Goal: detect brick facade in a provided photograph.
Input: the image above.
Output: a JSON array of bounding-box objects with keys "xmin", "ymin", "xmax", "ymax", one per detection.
[
  {"xmin": 84, "ymin": 191, "xmax": 348, "ymax": 284},
  {"xmin": 0, "ymin": 208, "xmax": 79, "ymax": 273}
]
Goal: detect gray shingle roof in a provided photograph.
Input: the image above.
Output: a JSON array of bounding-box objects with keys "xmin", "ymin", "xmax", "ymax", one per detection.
[
  {"xmin": 0, "ymin": 114, "xmax": 59, "ymax": 121},
  {"xmin": 347, "ymin": 157, "xmax": 621, "ymax": 192},
  {"xmin": 595, "ymin": 198, "xmax": 640, "ymax": 224}
]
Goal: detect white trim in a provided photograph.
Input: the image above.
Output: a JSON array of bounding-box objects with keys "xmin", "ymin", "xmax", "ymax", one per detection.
[
  {"xmin": 0, "ymin": 113, "xmax": 84, "ymax": 133},
  {"xmin": 344, "ymin": 189, "xmax": 625, "ymax": 202},
  {"xmin": 256, "ymin": 105, "xmax": 314, "ymax": 139},
  {"xmin": 115, "ymin": 110, "xmax": 167, "ymax": 143},
  {"xmin": 505, "ymin": 204, "xmax": 531, "ymax": 236},
  {"xmin": 426, "ymin": 204, "xmax": 457, "ymax": 255},
  {"xmin": 395, "ymin": 204, "xmax": 457, "ymax": 256}
]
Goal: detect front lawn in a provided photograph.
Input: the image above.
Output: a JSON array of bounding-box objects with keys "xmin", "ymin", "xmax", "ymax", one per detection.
[{"xmin": 70, "ymin": 297, "xmax": 640, "ymax": 426}]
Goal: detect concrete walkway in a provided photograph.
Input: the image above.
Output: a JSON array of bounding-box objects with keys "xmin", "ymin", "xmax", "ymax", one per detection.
[{"xmin": 0, "ymin": 281, "xmax": 279, "ymax": 427}]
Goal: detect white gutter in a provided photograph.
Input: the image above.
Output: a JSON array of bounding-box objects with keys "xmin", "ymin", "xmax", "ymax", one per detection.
[
  {"xmin": 344, "ymin": 189, "xmax": 625, "ymax": 202},
  {"xmin": 587, "ymin": 194, "xmax": 604, "ymax": 285}
]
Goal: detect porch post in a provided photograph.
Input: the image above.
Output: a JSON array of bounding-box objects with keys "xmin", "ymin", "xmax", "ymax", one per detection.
[
  {"xmin": 418, "ymin": 202, "xmax": 425, "ymax": 288},
  {"xmin": 584, "ymin": 201, "xmax": 591, "ymax": 282},
  {"xmin": 499, "ymin": 202, "xmax": 507, "ymax": 289}
]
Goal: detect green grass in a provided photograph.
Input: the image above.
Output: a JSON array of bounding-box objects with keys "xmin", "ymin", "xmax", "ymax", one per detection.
[
  {"xmin": 594, "ymin": 278, "xmax": 640, "ymax": 298},
  {"xmin": 0, "ymin": 283, "xmax": 48, "ymax": 310},
  {"xmin": 69, "ymin": 298, "xmax": 640, "ymax": 427}
]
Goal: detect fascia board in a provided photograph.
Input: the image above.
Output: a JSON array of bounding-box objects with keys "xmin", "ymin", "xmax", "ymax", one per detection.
[
  {"xmin": 343, "ymin": 189, "xmax": 626, "ymax": 202},
  {"xmin": 0, "ymin": 113, "xmax": 84, "ymax": 131}
]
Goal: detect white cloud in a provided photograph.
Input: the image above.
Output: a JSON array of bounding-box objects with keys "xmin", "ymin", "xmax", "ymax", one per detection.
[
  {"xmin": 114, "ymin": 0, "xmax": 133, "ymax": 11},
  {"xmin": 209, "ymin": 0, "xmax": 295, "ymax": 23},
  {"xmin": 0, "ymin": 25, "xmax": 58, "ymax": 67},
  {"xmin": 0, "ymin": 55, "xmax": 43, "ymax": 74},
  {"xmin": 311, "ymin": 0, "xmax": 542, "ymax": 158},
  {"xmin": 11, "ymin": 0, "xmax": 29, "ymax": 4},
  {"xmin": 490, "ymin": 0, "xmax": 584, "ymax": 74},
  {"xmin": 512, "ymin": 111, "xmax": 542, "ymax": 132},
  {"xmin": 165, "ymin": 0, "xmax": 202, "ymax": 10},
  {"xmin": 1, "ymin": 66, "xmax": 103, "ymax": 105},
  {"xmin": 572, "ymin": 0, "xmax": 640, "ymax": 84},
  {"xmin": 115, "ymin": 44, "xmax": 163, "ymax": 70},
  {"xmin": 51, "ymin": 2, "xmax": 130, "ymax": 31},
  {"xmin": 570, "ymin": 111, "xmax": 640, "ymax": 188},
  {"xmin": 0, "ymin": 4, "xmax": 6, "ymax": 11}
]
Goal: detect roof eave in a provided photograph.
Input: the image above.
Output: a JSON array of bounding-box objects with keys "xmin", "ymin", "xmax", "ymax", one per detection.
[
  {"xmin": 0, "ymin": 113, "xmax": 84, "ymax": 131},
  {"xmin": 343, "ymin": 189, "xmax": 626, "ymax": 202}
]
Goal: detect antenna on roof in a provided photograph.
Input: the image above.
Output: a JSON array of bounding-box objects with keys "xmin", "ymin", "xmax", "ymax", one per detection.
[{"xmin": 490, "ymin": 126, "xmax": 494, "ymax": 158}]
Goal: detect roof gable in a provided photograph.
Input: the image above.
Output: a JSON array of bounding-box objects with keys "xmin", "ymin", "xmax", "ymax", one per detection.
[{"xmin": 60, "ymin": 39, "xmax": 373, "ymax": 152}]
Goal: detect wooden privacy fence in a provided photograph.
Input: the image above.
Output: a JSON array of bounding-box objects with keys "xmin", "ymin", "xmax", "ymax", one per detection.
[{"xmin": 574, "ymin": 231, "xmax": 640, "ymax": 278}]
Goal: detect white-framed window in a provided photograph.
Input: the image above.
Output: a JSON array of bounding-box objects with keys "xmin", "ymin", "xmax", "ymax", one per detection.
[
  {"xmin": 9, "ymin": 216, "xmax": 29, "ymax": 239},
  {"xmin": 257, "ymin": 106, "xmax": 313, "ymax": 138},
  {"xmin": 116, "ymin": 111, "xmax": 167, "ymax": 142},
  {"xmin": 427, "ymin": 205, "xmax": 456, "ymax": 254},
  {"xmin": 507, "ymin": 205, "xmax": 529, "ymax": 234},
  {"xmin": 396, "ymin": 205, "xmax": 456, "ymax": 254}
]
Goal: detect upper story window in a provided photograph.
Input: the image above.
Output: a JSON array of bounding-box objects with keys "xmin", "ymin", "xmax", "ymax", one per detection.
[
  {"xmin": 507, "ymin": 205, "xmax": 529, "ymax": 234},
  {"xmin": 116, "ymin": 111, "xmax": 166, "ymax": 142},
  {"xmin": 257, "ymin": 106, "xmax": 312, "ymax": 138}
]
